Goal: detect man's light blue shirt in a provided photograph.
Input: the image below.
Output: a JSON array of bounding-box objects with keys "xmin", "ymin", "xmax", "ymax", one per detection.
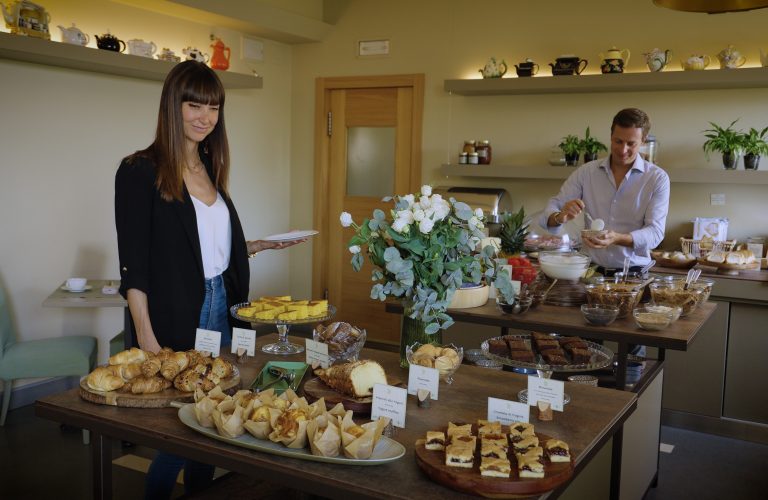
[{"xmin": 539, "ymin": 155, "xmax": 670, "ymax": 268}]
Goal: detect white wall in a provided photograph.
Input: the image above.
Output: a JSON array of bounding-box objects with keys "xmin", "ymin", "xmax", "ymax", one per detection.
[{"xmin": 0, "ymin": 0, "xmax": 294, "ymax": 387}]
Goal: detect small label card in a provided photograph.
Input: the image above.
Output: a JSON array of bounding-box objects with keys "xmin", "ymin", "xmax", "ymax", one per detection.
[
  {"xmin": 231, "ymin": 327, "xmax": 256, "ymax": 356},
  {"xmin": 407, "ymin": 364, "xmax": 439, "ymax": 400},
  {"xmin": 195, "ymin": 328, "xmax": 221, "ymax": 357},
  {"xmin": 305, "ymin": 339, "xmax": 330, "ymax": 369},
  {"xmin": 528, "ymin": 376, "xmax": 565, "ymax": 412},
  {"xmin": 487, "ymin": 397, "xmax": 530, "ymax": 425},
  {"xmin": 371, "ymin": 384, "xmax": 408, "ymax": 428}
]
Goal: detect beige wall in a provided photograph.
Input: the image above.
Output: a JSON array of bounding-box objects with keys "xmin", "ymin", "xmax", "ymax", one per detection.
[
  {"xmin": 290, "ymin": 0, "xmax": 768, "ymax": 298},
  {"xmin": 0, "ymin": 0, "xmax": 294, "ymax": 380}
]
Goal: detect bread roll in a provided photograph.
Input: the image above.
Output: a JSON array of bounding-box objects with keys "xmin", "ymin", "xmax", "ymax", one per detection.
[
  {"xmin": 109, "ymin": 347, "xmax": 148, "ymax": 366},
  {"xmin": 87, "ymin": 367, "xmax": 125, "ymax": 392}
]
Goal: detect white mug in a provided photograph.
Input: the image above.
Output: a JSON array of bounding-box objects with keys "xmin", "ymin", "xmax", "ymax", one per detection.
[{"xmin": 66, "ymin": 277, "xmax": 87, "ymax": 290}]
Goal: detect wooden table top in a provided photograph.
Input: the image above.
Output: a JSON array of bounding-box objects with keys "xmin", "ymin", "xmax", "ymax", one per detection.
[
  {"xmin": 42, "ymin": 279, "xmax": 126, "ymax": 308},
  {"xmin": 36, "ymin": 334, "xmax": 636, "ymax": 500},
  {"xmin": 387, "ymin": 301, "xmax": 717, "ymax": 351}
]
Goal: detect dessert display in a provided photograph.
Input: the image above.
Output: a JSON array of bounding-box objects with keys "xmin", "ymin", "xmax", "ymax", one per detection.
[
  {"xmin": 314, "ymin": 360, "xmax": 387, "ymax": 398},
  {"xmin": 235, "ymin": 296, "xmax": 329, "ymax": 321},
  {"xmin": 415, "ymin": 420, "xmax": 574, "ymax": 496},
  {"xmin": 481, "ymin": 333, "xmax": 613, "ymax": 371},
  {"xmin": 405, "ymin": 343, "xmax": 463, "ymax": 383},
  {"xmin": 313, "ymin": 322, "xmax": 366, "ymax": 364}
]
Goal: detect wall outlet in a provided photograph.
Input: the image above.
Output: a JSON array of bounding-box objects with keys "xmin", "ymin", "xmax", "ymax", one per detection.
[{"xmin": 710, "ymin": 193, "xmax": 725, "ymax": 206}]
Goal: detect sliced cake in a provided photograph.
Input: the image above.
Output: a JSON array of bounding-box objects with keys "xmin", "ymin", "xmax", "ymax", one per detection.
[
  {"xmin": 545, "ymin": 439, "xmax": 571, "ymax": 463},
  {"xmin": 480, "ymin": 457, "xmax": 511, "ymax": 478},
  {"xmin": 425, "ymin": 431, "xmax": 445, "ymax": 451}
]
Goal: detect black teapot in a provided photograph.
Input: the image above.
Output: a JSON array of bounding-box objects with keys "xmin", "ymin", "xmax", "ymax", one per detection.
[
  {"xmin": 95, "ymin": 32, "xmax": 125, "ymax": 52},
  {"xmin": 515, "ymin": 58, "xmax": 539, "ymax": 77},
  {"xmin": 550, "ymin": 55, "xmax": 588, "ymax": 76}
]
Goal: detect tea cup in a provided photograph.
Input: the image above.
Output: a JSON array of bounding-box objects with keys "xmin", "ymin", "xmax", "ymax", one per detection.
[{"xmin": 66, "ymin": 277, "xmax": 87, "ymax": 291}]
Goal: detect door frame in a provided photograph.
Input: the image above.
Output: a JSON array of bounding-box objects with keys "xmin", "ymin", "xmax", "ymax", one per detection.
[{"xmin": 312, "ymin": 74, "xmax": 425, "ymax": 300}]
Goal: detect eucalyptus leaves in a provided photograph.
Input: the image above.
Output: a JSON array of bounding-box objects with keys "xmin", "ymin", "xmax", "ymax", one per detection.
[{"xmin": 340, "ymin": 186, "xmax": 508, "ymax": 335}]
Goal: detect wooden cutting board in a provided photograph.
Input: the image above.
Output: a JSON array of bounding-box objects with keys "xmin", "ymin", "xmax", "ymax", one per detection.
[
  {"xmin": 302, "ymin": 375, "xmax": 402, "ymax": 414},
  {"xmin": 78, "ymin": 367, "xmax": 240, "ymax": 408},
  {"xmin": 414, "ymin": 427, "xmax": 574, "ymax": 498}
]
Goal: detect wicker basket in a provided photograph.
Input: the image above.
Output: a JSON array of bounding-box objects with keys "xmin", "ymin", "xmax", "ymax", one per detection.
[{"xmin": 680, "ymin": 237, "xmax": 736, "ymax": 258}]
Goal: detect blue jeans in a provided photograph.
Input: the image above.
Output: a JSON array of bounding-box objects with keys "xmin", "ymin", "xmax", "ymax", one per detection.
[{"xmin": 144, "ymin": 274, "xmax": 230, "ymax": 499}]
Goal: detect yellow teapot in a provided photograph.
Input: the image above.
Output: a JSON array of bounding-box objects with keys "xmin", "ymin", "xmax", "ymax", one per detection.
[
  {"xmin": 716, "ymin": 45, "xmax": 746, "ymax": 69},
  {"xmin": 681, "ymin": 55, "xmax": 711, "ymax": 71}
]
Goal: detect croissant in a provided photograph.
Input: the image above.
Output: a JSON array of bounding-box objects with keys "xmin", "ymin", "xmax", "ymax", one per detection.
[
  {"xmin": 109, "ymin": 347, "xmax": 148, "ymax": 366},
  {"xmin": 130, "ymin": 375, "xmax": 172, "ymax": 394},
  {"xmin": 141, "ymin": 357, "xmax": 162, "ymax": 378},
  {"xmin": 117, "ymin": 363, "xmax": 144, "ymax": 381},
  {"xmin": 174, "ymin": 368, "xmax": 204, "ymax": 392},
  {"xmin": 211, "ymin": 357, "xmax": 234, "ymax": 379},
  {"xmin": 186, "ymin": 350, "xmax": 208, "ymax": 367},
  {"xmin": 87, "ymin": 367, "xmax": 125, "ymax": 392},
  {"xmin": 156, "ymin": 347, "xmax": 175, "ymax": 362},
  {"xmin": 160, "ymin": 352, "xmax": 189, "ymax": 380}
]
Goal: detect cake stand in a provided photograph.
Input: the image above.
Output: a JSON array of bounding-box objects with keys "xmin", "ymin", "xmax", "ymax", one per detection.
[
  {"xmin": 230, "ymin": 303, "xmax": 336, "ymax": 355},
  {"xmin": 481, "ymin": 334, "xmax": 614, "ymax": 405}
]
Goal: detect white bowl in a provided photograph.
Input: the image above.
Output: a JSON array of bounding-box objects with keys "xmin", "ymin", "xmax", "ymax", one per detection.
[
  {"xmin": 538, "ymin": 251, "xmax": 590, "ymax": 280},
  {"xmin": 448, "ymin": 284, "xmax": 489, "ymax": 309}
]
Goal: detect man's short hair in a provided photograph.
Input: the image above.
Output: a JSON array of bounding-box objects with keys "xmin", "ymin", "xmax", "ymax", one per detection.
[{"xmin": 611, "ymin": 108, "xmax": 651, "ymax": 140}]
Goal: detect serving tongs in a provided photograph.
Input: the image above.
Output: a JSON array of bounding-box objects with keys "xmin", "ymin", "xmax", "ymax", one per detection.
[{"xmin": 257, "ymin": 366, "xmax": 296, "ymax": 393}]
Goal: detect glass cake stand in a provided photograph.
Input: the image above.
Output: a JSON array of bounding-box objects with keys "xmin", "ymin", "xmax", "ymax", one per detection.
[
  {"xmin": 481, "ymin": 334, "xmax": 614, "ymax": 405},
  {"xmin": 230, "ymin": 303, "xmax": 336, "ymax": 355}
]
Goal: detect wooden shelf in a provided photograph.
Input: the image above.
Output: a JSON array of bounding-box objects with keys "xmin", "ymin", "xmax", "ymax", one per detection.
[
  {"xmin": 439, "ymin": 164, "xmax": 768, "ymax": 184},
  {"xmin": 444, "ymin": 67, "xmax": 768, "ymax": 96},
  {"xmin": 0, "ymin": 32, "xmax": 262, "ymax": 89}
]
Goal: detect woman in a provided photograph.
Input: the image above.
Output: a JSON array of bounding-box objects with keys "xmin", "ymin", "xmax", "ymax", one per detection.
[{"xmin": 115, "ymin": 61, "xmax": 301, "ymax": 499}]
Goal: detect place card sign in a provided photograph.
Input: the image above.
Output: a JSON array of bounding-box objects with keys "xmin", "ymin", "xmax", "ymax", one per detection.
[
  {"xmin": 305, "ymin": 339, "xmax": 330, "ymax": 369},
  {"xmin": 527, "ymin": 377, "xmax": 565, "ymax": 412},
  {"xmin": 487, "ymin": 397, "xmax": 530, "ymax": 425},
  {"xmin": 407, "ymin": 364, "xmax": 439, "ymax": 400},
  {"xmin": 371, "ymin": 384, "xmax": 407, "ymax": 428},
  {"xmin": 231, "ymin": 327, "xmax": 256, "ymax": 356},
  {"xmin": 195, "ymin": 328, "xmax": 221, "ymax": 357}
]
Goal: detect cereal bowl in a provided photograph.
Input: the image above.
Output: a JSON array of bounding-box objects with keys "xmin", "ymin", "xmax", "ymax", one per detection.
[
  {"xmin": 584, "ymin": 284, "xmax": 642, "ymax": 318},
  {"xmin": 406, "ymin": 342, "xmax": 463, "ymax": 384},
  {"xmin": 580, "ymin": 304, "xmax": 620, "ymax": 326},
  {"xmin": 633, "ymin": 305, "xmax": 675, "ymax": 330},
  {"xmin": 649, "ymin": 282, "xmax": 703, "ymax": 317},
  {"xmin": 538, "ymin": 251, "xmax": 591, "ymax": 281}
]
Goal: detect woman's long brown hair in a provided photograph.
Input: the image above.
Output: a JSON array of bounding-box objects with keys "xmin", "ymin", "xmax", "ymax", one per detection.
[{"xmin": 135, "ymin": 61, "xmax": 230, "ymax": 202}]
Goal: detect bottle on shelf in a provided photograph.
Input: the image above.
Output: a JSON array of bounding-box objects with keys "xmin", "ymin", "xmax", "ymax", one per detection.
[
  {"xmin": 462, "ymin": 140, "xmax": 476, "ymax": 154},
  {"xmin": 476, "ymin": 140, "xmax": 492, "ymax": 164}
]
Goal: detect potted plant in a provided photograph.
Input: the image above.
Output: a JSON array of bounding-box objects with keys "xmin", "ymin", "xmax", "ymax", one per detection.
[
  {"xmin": 739, "ymin": 126, "xmax": 768, "ymax": 170},
  {"xmin": 559, "ymin": 134, "xmax": 581, "ymax": 166},
  {"xmin": 579, "ymin": 126, "xmax": 607, "ymax": 163},
  {"xmin": 702, "ymin": 119, "xmax": 743, "ymax": 169}
]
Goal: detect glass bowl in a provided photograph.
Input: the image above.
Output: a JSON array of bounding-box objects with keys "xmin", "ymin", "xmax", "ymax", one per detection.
[
  {"xmin": 584, "ymin": 284, "xmax": 642, "ymax": 318},
  {"xmin": 646, "ymin": 303, "xmax": 682, "ymax": 322},
  {"xmin": 312, "ymin": 322, "xmax": 366, "ymax": 364},
  {"xmin": 474, "ymin": 359, "xmax": 503, "ymax": 370},
  {"xmin": 633, "ymin": 305, "xmax": 675, "ymax": 330},
  {"xmin": 690, "ymin": 278, "xmax": 715, "ymax": 303},
  {"xmin": 464, "ymin": 348, "xmax": 487, "ymax": 364},
  {"xmin": 538, "ymin": 251, "xmax": 591, "ymax": 281},
  {"xmin": 405, "ymin": 342, "xmax": 463, "ymax": 384},
  {"xmin": 580, "ymin": 304, "xmax": 620, "ymax": 326},
  {"xmin": 649, "ymin": 282, "xmax": 703, "ymax": 317},
  {"xmin": 496, "ymin": 296, "xmax": 533, "ymax": 315}
]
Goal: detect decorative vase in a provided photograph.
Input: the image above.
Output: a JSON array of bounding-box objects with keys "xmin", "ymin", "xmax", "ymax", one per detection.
[
  {"xmin": 744, "ymin": 153, "xmax": 761, "ymax": 170},
  {"xmin": 400, "ymin": 306, "xmax": 442, "ymax": 368},
  {"xmin": 722, "ymin": 151, "xmax": 739, "ymax": 170},
  {"xmin": 565, "ymin": 152, "xmax": 579, "ymax": 166},
  {"xmin": 584, "ymin": 152, "xmax": 598, "ymax": 163}
]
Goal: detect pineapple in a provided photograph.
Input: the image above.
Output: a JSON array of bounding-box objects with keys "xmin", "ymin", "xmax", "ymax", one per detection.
[{"xmin": 499, "ymin": 207, "xmax": 529, "ymax": 256}]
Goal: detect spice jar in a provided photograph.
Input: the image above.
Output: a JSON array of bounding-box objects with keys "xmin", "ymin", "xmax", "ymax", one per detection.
[
  {"xmin": 468, "ymin": 152, "xmax": 479, "ymax": 164},
  {"xmin": 476, "ymin": 140, "xmax": 492, "ymax": 164},
  {"xmin": 462, "ymin": 140, "xmax": 476, "ymax": 154},
  {"xmin": 458, "ymin": 152, "xmax": 468, "ymax": 164}
]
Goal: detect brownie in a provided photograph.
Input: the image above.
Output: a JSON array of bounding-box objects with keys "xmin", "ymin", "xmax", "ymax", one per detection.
[
  {"xmin": 541, "ymin": 352, "xmax": 568, "ymax": 365},
  {"xmin": 488, "ymin": 339, "xmax": 509, "ymax": 357},
  {"xmin": 535, "ymin": 339, "xmax": 560, "ymax": 351},
  {"xmin": 558, "ymin": 336, "xmax": 584, "ymax": 346},
  {"xmin": 561, "ymin": 340, "xmax": 589, "ymax": 350},
  {"xmin": 505, "ymin": 339, "xmax": 531, "ymax": 352},
  {"xmin": 540, "ymin": 347, "xmax": 565, "ymax": 357},
  {"xmin": 531, "ymin": 332, "xmax": 552, "ymax": 341},
  {"xmin": 508, "ymin": 350, "xmax": 535, "ymax": 363},
  {"xmin": 568, "ymin": 348, "xmax": 592, "ymax": 364}
]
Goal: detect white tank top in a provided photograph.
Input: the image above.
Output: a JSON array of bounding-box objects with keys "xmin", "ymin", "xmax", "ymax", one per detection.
[{"xmin": 190, "ymin": 192, "xmax": 232, "ymax": 279}]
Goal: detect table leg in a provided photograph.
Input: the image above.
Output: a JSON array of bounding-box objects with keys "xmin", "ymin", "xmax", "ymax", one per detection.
[
  {"xmin": 615, "ymin": 343, "xmax": 628, "ymax": 389},
  {"xmin": 610, "ymin": 428, "xmax": 623, "ymax": 500},
  {"xmin": 90, "ymin": 431, "xmax": 112, "ymax": 500}
]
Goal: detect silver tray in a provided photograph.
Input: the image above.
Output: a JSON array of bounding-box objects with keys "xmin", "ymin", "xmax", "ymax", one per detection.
[
  {"xmin": 481, "ymin": 334, "xmax": 614, "ymax": 373},
  {"xmin": 230, "ymin": 302, "xmax": 336, "ymax": 325}
]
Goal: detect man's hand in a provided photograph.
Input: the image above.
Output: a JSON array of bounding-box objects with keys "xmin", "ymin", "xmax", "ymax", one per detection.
[
  {"xmin": 548, "ymin": 199, "xmax": 584, "ymax": 227},
  {"xmin": 583, "ymin": 230, "xmax": 633, "ymax": 249}
]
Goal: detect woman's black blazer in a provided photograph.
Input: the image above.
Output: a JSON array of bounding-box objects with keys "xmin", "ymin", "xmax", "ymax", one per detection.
[{"xmin": 115, "ymin": 153, "xmax": 249, "ymax": 351}]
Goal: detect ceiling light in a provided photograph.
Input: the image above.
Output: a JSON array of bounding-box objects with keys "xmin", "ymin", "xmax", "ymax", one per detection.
[{"xmin": 654, "ymin": 0, "xmax": 768, "ymax": 13}]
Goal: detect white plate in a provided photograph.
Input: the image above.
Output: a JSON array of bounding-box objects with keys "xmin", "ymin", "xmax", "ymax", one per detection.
[
  {"xmin": 61, "ymin": 285, "xmax": 93, "ymax": 292},
  {"xmin": 177, "ymin": 404, "xmax": 405, "ymax": 465},
  {"xmin": 263, "ymin": 230, "xmax": 318, "ymax": 242}
]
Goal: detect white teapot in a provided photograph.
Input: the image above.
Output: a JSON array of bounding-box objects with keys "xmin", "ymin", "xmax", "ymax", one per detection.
[
  {"xmin": 183, "ymin": 46, "xmax": 209, "ymax": 63},
  {"xmin": 716, "ymin": 45, "xmax": 746, "ymax": 69},
  {"xmin": 643, "ymin": 48, "xmax": 671, "ymax": 72},
  {"xmin": 681, "ymin": 54, "xmax": 711, "ymax": 71},
  {"xmin": 127, "ymin": 39, "xmax": 157, "ymax": 58},
  {"xmin": 57, "ymin": 23, "xmax": 89, "ymax": 46},
  {"xmin": 478, "ymin": 57, "xmax": 507, "ymax": 78}
]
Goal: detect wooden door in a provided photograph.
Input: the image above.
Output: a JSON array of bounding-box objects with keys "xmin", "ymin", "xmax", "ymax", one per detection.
[{"xmin": 313, "ymin": 75, "xmax": 424, "ymax": 345}]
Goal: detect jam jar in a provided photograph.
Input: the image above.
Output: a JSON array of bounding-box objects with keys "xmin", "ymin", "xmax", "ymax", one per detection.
[{"xmin": 476, "ymin": 140, "xmax": 492, "ymax": 164}]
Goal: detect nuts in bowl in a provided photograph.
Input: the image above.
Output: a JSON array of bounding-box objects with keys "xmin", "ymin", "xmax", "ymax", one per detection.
[
  {"xmin": 313, "ymin": 322, "xmax": 366, "ymax": 364},
  {"xmin": 405, "ymin": 342, "xmax": 463, "ymax": 384}
]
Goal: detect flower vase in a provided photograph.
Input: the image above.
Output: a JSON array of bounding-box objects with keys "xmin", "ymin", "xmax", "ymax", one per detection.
[{"xmin": 400, "ymin": 309, "xmax": 442, "ymax": 368}]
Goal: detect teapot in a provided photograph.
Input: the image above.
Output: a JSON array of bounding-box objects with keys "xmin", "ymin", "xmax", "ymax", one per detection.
[
  {"xmin": 209, "ymin": 38, "xmax": 231, "ymax": 70},
  {"xmin": 681, "ymin": 54, "xmax": 711, "ymax": 71},
  {"xmin": 57, "ymin": 23, "xmax": 89, "ymax": 46},
  {"xmin": 599, "ymin": 46, "xmax": 630, "ymax": 74},
  {"xmin": 761, "ymin": 49, "xmax": 768, "ymax": 68},
  {"xmin": 95, "ymin": 32, "xmax": 125, "ymax": 52},
  {"xmin": 479, "ymin": 57, "xmax": 507, "ymax": 78},
  {"xmin": 127, "ymin": 38, "xmax": 157, "ymax": 58},
  {"xmin": 514, "ymin": 58, "xmax": 539, "ymax": 77},
  {"xmin": 183, "ymin": 46, "xmax": 209, "ymax": 63},
  {"xmin": 2, "ymin": 0, "xmax": 51, "ymax": 39},
  {"xmin": 156, "ymin": 47, "xmax": 180, "ymax": 63},
  {"xmin": 550, "ymin": 55, "xmax": 588, "ymax": 76},
  {"xmin": 716, "ymin": 45, "xmax": 746, "ymax": 69},
  {"xmin": 644, "ymin": 48, "xmax": 671, "ymax": 72}
]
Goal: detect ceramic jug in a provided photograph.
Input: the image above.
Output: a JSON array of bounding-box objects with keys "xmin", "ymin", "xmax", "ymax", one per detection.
[
  {"xmin": 57, "ymin": 23, "xmax": 89, "ymax": 46},
  {"xmin": 183, "ymin": 46, "xmax": 209, "ymax": 63},
  {"xmin": 644, "ymin": 48, "xmax": 671, "ymax": 72},
  {"xmin": 514, "ymin": 58, "xmax": 539, "ymax": 77},
  {"xmin": 210, "ymin": 38, "xmax": 231, "ymax": 70},
  {"xmin": 716, "ymin": 45, "xmax": 746, "ymax": 69},
  {"xmin": 127, "ymin": 39, "xmax": 157, "ymax": 58},
  {"xmin": 479, "ymin": 57, "xmax": 507, "ymax": 78},
  {"xmin": 95, "ymin": 33, "xmax": 125, "ymax": 52},
  {"xmin": 599, "ymin": 46, "xmax": 630, "ymax": 74},
  {"xmin": 681, "ymin": 55, "xmax": 710, "ymax": 71},
  {"xmin": 550, "ymin": 55, "xmax": 588, "ymax": 76}
]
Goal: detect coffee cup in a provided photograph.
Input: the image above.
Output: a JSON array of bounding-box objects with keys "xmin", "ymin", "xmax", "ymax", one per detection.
[{"xmin": 66, "ymin": 277, "xmax": 87, "ymax": 291}]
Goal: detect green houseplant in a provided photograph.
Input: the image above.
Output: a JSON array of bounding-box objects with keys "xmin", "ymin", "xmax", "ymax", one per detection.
[
  {"xmin": 739, "ymin": 126, "xmax": 768, "ymax": 170},
  {"xmin": 702, "ymin": 119, "xmax": 743, "ymax": 170},
  {"xmin": 579, "ymin": 126, "xmax": 608, "ymax": 163},
  {"xmin": 559, "ymin": 134, "xmax": 581, "ymax": 166}
]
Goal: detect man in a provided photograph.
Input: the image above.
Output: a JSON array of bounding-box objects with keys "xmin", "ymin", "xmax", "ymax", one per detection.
[{"xmin": 540, "ymin": 108, "xmax": 670, "ymax": 275}]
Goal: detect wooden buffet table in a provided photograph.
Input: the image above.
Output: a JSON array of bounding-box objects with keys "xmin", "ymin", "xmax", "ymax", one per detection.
[{"xmin": 36, "ymin": 334, "xmax": 636, "ymax": 500}]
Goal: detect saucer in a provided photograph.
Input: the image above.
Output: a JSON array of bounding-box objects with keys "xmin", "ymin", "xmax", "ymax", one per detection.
[{"xmin": 61, "ymin": 285, "xmax": 92, "ymax": 292}]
